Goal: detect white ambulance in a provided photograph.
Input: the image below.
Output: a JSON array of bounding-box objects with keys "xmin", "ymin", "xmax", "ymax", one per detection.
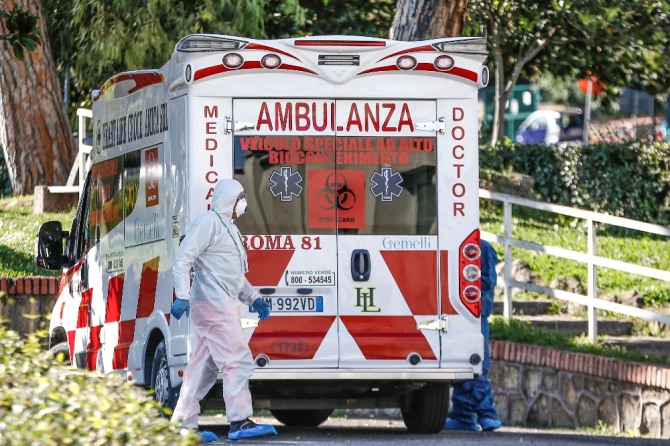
[{"xmin": 36, "ymin": 34, "xmax": 489, "ymax": 433}]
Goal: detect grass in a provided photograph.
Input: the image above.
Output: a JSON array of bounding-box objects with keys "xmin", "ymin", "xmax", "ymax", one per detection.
[
  {"xmin": 0, "ymin": 195, "xmax": 75, "ymax": 277},
  {"xmin": 490, "ymin": 317, "xmax": 670, "ymax": 366},
  {"xmin": 480, "ymin": 200, "xmax": 670, "ymax": 308},
  {"xmin": 2, "ymin": 195, "xmax": 669, "ymax": 364}
]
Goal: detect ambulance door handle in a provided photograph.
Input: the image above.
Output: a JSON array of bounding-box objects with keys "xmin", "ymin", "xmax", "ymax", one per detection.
[{"xmin": 351, "ymin": 249, "xmax": 370, "ymax": 282}]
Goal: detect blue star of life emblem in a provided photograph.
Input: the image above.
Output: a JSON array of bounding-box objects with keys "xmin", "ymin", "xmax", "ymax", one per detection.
[
  {"xmin": 269, "ymin": 166, "xmax": 303, "ymax": 202},
  {"xmin": 370, "ymin": 167, "xmax": 403, "ymax": 202}
]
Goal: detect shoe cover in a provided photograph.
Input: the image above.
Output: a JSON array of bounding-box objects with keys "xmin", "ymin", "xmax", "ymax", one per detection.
[
  {"xmin": 228, "ymin": 423, "xmax": 277, "ymax": 440},
  {"xmin": 197, "ymin": 430, "xmax": 220, "ymax": 443},
  {"xmin": 480, "ymin": 417, "xmax": 502, "ymax": 431},
  {"xmin": 444, "ymin": 418, "xmax": 481, "ymax": 431}
]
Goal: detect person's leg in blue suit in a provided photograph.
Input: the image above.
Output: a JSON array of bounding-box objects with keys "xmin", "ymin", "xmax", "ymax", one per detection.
[{"xmin": 445, "ymin": 240, "xmax": 502, "ymax": 431}]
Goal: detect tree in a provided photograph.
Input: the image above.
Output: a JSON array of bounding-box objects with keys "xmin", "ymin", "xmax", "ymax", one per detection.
[
  {"xmin": 391, "ymin": 0, "xmax": 467, "ymax": 40},
  {"xmin": 465, "ymin": 0, "xmax": 670, "ymax": 145},
  {"xmin": 0, "ymin": 0, "xmax": 75, "ymax": 195},
  {"xmin": 298, "ymin": 0, "xmax": 395, "ymax": 38}
]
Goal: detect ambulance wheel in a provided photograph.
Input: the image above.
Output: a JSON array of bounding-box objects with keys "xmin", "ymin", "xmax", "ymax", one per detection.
[
  {"xmin": 48, "ymin": 341, "xmax": 70, "ymax": 363},
  {"xmin": 401, "ymin": 382, "xmax": 450, "ymax": 434},
  {"xmin": 271, "ymin": 409, "xmax": 333, "ymax": 427},
  {"xmin": 151, "ymin": 340, "xmax": 178, "ymax": 411}
]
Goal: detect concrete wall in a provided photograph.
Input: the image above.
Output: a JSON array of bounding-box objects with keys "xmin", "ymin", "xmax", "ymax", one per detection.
[{"xmin": 490, "ymin": 340, "xmax": 670, "ymax": 438}]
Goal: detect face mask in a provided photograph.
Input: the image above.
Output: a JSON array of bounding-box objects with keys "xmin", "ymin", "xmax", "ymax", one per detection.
[{"xmin": 234, "ymin": 197, "xmax": 248, "ymax": 218}]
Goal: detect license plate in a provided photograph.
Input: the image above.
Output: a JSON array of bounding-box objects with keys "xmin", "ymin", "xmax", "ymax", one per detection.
[{"xmin": 250, "ymin": 296, "xmax": 323, "ymax": 313}]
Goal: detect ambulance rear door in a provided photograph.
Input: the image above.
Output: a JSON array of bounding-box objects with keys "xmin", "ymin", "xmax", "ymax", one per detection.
[
  {"xmin": 233, "ymin": 99, "xmax": 339, "ymax": 368},
  {"xmin": 334, "ymin": 100, "xmax": 441, "ymax": 369}
]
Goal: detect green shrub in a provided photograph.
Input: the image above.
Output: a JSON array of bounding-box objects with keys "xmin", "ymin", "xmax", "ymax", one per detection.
[
  {"xmin": 489, "ymin": 317, "xmax": 669, "ymax": 365},
  {"xmin": 480, "ymin": 139, "xmax": 670, "ymax": 225},
  {"xmin": 0, "ymin": 325, "xmax": 198, "ymax": 446}
]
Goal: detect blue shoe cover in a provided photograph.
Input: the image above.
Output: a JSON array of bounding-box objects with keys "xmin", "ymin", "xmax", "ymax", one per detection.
[
  {"xmin": 197, "ymin": 430, "xmax": 219, "ymax": 443},
  {"xmin": 480, "ymin": 417, "xmax": 502, "ymax": 431},
  {"xmin": 228, "ymin": 423, "xmax": 277, "ymax": 441},
  {"xmin": 444, "ymin": 418, "xmax": 482, "ymax": 431}
]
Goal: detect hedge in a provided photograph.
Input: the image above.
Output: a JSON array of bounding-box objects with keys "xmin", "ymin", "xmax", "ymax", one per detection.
[
  {"xmin": 0, "ymin": 325, "xmax": 199, "ymax": 446},
  {"xmin": 480, "ymin": 139, "xmax": 670, "ymax": 225}
]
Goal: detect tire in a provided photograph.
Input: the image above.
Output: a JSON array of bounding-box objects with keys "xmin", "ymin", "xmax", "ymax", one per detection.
[
  {"xmin": 151, "ymin": 340, "xmax": 179, "ymax": 411},
  {"xmin": 271, "ymin": 409, "xmax": 333, "ymax": 427},
  {"xmin": 401, "ymin": 382, "xmax": 450, "ymax": 434},
  {"xmin": 48, "ymin": 341, "xmax": 70, "ymax": 363}
]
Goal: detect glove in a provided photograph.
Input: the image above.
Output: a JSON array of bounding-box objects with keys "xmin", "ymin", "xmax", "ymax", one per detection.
[
  {"xmin": 171, "ymin": 298, "xmax": 190, "ymax": 320},
  {"xmin": 251, "ymin": 297, "xmax": 271, "ymax": 320}
]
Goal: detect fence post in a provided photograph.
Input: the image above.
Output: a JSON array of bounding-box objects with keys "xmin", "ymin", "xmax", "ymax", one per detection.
[
  {"xmin": 503, "ymin": 201, "xmax": 513, "ymax": 320},
  {"xmin": 587, "ymin": 219, "xmax": 598, "ymax": 340}
]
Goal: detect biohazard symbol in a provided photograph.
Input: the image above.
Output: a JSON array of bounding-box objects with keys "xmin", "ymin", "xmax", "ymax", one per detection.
[{"xmin": 317, "ymin": 172, "xmax": 356, "ymax": 210}]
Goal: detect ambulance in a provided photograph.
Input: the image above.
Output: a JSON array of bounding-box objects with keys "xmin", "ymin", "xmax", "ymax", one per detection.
[{"xmin": 35, "ymin": 33, "xmax": 489, "ymax": 433}]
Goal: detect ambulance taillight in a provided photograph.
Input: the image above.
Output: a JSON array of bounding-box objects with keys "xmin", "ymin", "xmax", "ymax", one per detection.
[{"xmin": 459, "ymin": 230, "xmax": 482, "ymax": 317}]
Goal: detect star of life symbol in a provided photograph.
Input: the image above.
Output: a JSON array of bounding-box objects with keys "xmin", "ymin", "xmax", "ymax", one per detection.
[
  {"xmin": 370, "ymin": 167, "xmax": 403, "ymax": 202},
  {"xmin": 269, "ymin": 166, "xmax": 303, "ymax": 202}
]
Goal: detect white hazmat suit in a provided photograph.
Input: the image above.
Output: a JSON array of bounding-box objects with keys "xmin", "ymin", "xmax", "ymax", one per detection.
[{"xmin": 171, "ymin": 179, "xmax": 259, "ymax": 429}]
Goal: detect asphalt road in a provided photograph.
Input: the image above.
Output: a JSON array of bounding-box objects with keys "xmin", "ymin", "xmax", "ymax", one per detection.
[{"xmin": 198, "ymin": 416, "xmax": 668, "ymax": 445}]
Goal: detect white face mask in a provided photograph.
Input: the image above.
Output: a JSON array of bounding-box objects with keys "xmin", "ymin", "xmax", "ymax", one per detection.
[{"xmin": 234, "ymin": 197, "xmax": 248, "ymax": 218}]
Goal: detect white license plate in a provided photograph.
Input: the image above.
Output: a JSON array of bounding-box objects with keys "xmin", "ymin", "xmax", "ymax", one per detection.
[{"xmin": 250, "ymin": 296, "xmax": 323, "ymax": 313}]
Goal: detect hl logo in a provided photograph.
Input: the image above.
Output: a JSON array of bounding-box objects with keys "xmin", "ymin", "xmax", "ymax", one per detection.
[{"xmin": 355, "ymin": 287, "xmax": 381, "ymax": 313}]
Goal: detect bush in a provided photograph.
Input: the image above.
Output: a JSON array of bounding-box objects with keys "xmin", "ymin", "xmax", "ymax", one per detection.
[
  {"xmin": 0, "ymin": 325, "xmax": 198, "ymax": 446},
  {"xmin": 480, "ymin": 139, "xmax": 670, "ymax": 225}
]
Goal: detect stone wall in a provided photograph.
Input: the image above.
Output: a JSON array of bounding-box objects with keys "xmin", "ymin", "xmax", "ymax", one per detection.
[
  {"xmin": 0, "ymin": 276, "xmax": 59, "ymax": 336},
  {"xmin": 490, "ymin": 340, "xmax": 670, "ymax": 438}
]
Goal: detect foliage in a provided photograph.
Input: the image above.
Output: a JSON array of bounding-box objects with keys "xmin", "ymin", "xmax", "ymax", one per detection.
[
  {"xmin": 489, "ymin": 317, "xmax": 669, "ymax": 365},
  {"xmin": 300, "ymin": 0, "xmax": 395, "ymax": 37},
  {"xmin": 0, "ymin": 195, "xmax": 75, "ymax": 277},
  {"xmin": 464, "ymin": 0, "xmax": 670, "ymax": 144},
  {"xmin": 0, "ymin": 3, "xmax": 41, "ymax": 60},
  {"xmin": 40, "ymin": 0, "xmax": 305, "ymax": 112},
  {"xmin": 0, "ymin": 324, "xmax": 199, "ymax": 445},
  {"xmin": 480, "ymin": 139, "xmax": 670, "ymax": 225}
]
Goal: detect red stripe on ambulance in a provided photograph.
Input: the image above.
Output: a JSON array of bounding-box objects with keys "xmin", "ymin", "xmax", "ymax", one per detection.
[
  {"xmin": 113, "ymin": 320, "xmax": 136, "ymax": 370},
  {"xmin": 136, "ymin": 257, "xmax": 160, "ymax": 318},
  {"xmin": 340, "ymin": 316, "xmax": 437, "ymax": 360},
  {"xmin": 105, "ymin": 274, "xmax": 125, "ymax": 323},
  {"xmin": 86, "ymin": 325, "xmax": 102, "ymax": 371},
  {"xmin": 248, "ymin": 316, "xmax": 336, "ymax": 360},
  {"xmin": 246, "ymin": 249, "xmax": 296, "ymax": 286},
  {"xmin": 380, "ymin": 250, "xmax": 438, "ymax": 315}
]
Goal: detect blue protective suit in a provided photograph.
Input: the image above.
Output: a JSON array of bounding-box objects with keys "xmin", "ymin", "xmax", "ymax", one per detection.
[{"xmin": 447, "ymin": 240, "xmax": 501, "ymax": 430}]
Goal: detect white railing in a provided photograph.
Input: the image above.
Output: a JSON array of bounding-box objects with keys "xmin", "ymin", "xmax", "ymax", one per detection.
[
  {"xmin": 47, "ymin": 108, "xmax": 92, "ymax": 199},
  {"xmin": 479, "ymin": 189, "xmax": 670, "ymax": 340}
]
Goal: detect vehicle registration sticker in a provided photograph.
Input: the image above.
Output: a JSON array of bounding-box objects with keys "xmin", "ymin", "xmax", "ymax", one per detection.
[{"xmin": 250, "ymin": 296, "xmax": 324, "ymax": 313}]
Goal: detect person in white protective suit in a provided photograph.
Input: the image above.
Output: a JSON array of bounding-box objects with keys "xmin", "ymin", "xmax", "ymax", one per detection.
[{"xmin": 170, "ymin": 178, "xmax": 277, "ymax": 442}]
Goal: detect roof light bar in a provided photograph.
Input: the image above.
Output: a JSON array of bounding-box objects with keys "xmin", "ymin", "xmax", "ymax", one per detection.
[
  {"xmin": 433, "ymin": 38, "xmax": 487, "ymax": 55},
  {"xmin": 177, "ymin": 35, "xmax": 247, "ymax": 52},
  {"xmin": 295, "ymin": 39, "xmax": 386, "ymax": 47}
]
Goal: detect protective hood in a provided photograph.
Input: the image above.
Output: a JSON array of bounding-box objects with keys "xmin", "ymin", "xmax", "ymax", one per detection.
[{"xmin": 211, "ymin": 179, "xmax": 244, "ymax": 219}]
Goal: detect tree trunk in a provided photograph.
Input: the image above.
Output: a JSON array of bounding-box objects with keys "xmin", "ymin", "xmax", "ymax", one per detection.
[
  {"xmin": 0, "ymin": 0, "xmax": 75, "ymax": 196},
  {"xmin": 391, "ymin": 0, "xmax": 468, "ymax": 40}
]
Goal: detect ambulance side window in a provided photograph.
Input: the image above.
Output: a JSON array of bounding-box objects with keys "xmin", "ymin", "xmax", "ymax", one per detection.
[
  {"xmin": 67, "ymin": 171, "xmax": 93, "ymax": 263},
  {"xmin": 90, "ymin": 157, "xmax": 124, "ymax": 241}
]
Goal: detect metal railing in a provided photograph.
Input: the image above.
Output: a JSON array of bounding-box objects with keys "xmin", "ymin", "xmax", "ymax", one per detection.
[
  {"xmin": 47, "ymin": 108, "xmax": 92, "ymax": 199},
  {"xmin": 479, "ymin": 189, "xmax": 670, "ymax": 340}
]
